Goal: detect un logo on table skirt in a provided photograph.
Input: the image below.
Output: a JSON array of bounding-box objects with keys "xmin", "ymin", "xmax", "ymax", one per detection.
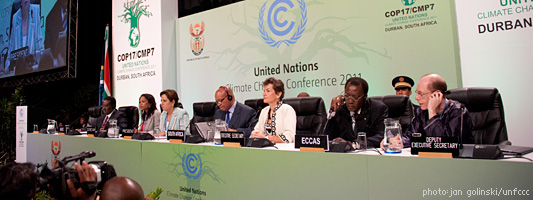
[
  {"xmin": 182, "ymin": 153, "xmax": 203, "ymax": 179},
  {"xmin": 259, "ymin": 0, "xmax": 307, "ymax": 48}
]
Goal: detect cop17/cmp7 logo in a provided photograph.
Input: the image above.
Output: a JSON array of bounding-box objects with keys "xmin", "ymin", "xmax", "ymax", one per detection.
[
  {"xmin": 402, "ymin": 0, "xmax": 416, "ymax": 6},
  {"xmin": 182, "ymin": 153, "xmax": 202, "ymax": 179},
  {"xmin": 259, "ymin": 0, "xmax": 307, "ymax": 48},
  {"xmin": 118, "ymin": 0, "xmax": 153, "ymax": 47},
  {"xmin": 190, "ymin": 22, "xmax": 205, "ymax": 56}
]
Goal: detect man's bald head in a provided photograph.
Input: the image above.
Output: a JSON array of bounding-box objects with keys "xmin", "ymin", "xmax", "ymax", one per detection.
[
  {"xmin": 420, "ymin": 73, "xmax": 447, "ymax": 93},
  {"xmin": 215, "ymin": 86, "xmax": 235, "ymax": 111},
  {"xmin": 100, "ymin": 177, "xmax": 145, "ymax": 200}
]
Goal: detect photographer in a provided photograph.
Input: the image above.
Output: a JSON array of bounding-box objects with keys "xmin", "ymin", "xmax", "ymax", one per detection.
[
  {"xmin": 67, "ymin": 161, "xmax": 98, "ymax": 200},
  {"xmin": 68, "ymin": 161, "xmax": 148, "ymax": 200}
]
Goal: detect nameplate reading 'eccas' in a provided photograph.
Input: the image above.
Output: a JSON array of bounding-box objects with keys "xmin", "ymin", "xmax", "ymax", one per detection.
[
  {"xmin": 295, "ymin": 135, "xmax": 329, "ymax": 151},
  {"xmin": 220, "ymin": 131, "xmax": 245, "ymax": 146},
  {"xmin": 167, "ymin": 130, "xmax": 185, "ymax": 140},
  {"xmin": 411, "ymin": 136, "xmax": 459, "ymax": 157}
]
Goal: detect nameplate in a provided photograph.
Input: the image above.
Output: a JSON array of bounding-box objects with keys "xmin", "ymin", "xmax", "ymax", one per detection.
[
  {"xmin": 295, "ymin": 135, "xmax": 329, "ymax": 151},
  {"xmin": 122, "ymin": 129, "xmax": 135, "ymax": 137},
  {"xmin": 167, "ymin": 130, "xmax": 185, "ymax": 141},
  {"xmin": 411, "ymin": 136, "xmax": 459, "ymax": 157},
  {"xmin": 9, "ymin": 46, "xmax": 29, "ymax": 61},
  {"xmin": 87, "ymin": 127, "xmax": 96, "ymax": 135},
  {"xmin": 220, "ymin": 131, "xmax": 245, "ymax": 146}
]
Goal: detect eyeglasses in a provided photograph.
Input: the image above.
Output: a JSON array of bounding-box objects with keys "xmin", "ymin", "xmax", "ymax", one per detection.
[
  {"xmin": 343, "ymin": 94, "xmax": 365, "ymax": 102},
  {"xmin": 415, "ymin": 90, "xmax": 434, "ymax": 97},
  {"xmin": 215, "ymin": 95, "xmax": 228, "ymax": 104}
]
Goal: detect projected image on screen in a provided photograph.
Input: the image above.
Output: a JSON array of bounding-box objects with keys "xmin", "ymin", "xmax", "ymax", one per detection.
[{"xmin": 0, "ymin": 0, "xmax": 68, "ymax": 78}]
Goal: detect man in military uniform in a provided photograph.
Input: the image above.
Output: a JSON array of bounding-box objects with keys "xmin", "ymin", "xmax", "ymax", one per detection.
[{"xmin": 392, "ymin": 75, "xmax": 420, "ymax": 112}]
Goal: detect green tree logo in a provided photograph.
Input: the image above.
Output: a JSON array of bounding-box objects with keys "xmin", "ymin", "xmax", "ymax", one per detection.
[{"xmin": 118, "ymin": 0, "xmax": 153, "ymax": 47}]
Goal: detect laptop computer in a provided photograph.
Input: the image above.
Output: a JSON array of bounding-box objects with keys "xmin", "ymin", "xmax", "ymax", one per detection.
[{"xmin": 194, "ymin": 121, "xmax": 214, "ymax": 140}]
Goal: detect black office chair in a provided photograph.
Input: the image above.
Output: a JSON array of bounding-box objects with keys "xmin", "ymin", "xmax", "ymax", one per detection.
[
  {"xmin": 368, "ymin": 95, "xmax": 413, "ymax": 133},
  {"xmin": 446, "ymin": 87, "xmax": 508, "ymax": 145},
  {"xmin": 189, "ymin": 102, "xmax": 218, "ymax": 136},
  {"xmin": 118, "ymin": 106, "xmax": 139, "ymax": 129},
  {"xmin": 87, "ymin": 106, "xmax": 101, "ymax": 127},
  {"xmin": 244, "ymin": 98, "xmax": 268, "ymax": 119},
  {"xmin": 283, "ymin": 97, "xmax": 327, "ymax": 136}
]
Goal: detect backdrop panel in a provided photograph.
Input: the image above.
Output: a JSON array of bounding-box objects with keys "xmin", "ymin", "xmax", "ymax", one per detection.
[
  {"xmin": 112, "ymin": 0, "xmax": 163, "ymax": 107},
  {"xmin": 177, "ymin": 0, "xmax": 462, "ymax": 113},
  {"xmin": 455, "ymin": 0, "xmax": 533, "ymax": 145}
]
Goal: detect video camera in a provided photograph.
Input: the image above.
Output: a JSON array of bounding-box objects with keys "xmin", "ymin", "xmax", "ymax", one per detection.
[{"xmin": 39, "ymin": 151, "xmax": 117, "ymax": 199}]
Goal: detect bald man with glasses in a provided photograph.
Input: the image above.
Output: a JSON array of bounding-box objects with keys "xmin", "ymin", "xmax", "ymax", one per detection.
[
  {"xmin": 323, "ymin": 77, "xmax": 388, "ymax": 148},
  {"xmin": 393, "ymin": 74, "xmax": 474, "ymax": 148},
  {"xmin": 214, "ymin": 86, "xmax": 257, "ymax": 138}
]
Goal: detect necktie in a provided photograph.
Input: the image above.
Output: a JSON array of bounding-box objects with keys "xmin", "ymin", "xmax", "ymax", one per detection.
[
  {"xmin": 101, "ymin": 116, "xmax": 109, "ymax": 130},
  {"xmin": 352, "ymin": 114, "xmax": 357, "ymax": 134},
  {"xmin": 226, "ymin": 111, "xmax": 230, "ymax": 125}
]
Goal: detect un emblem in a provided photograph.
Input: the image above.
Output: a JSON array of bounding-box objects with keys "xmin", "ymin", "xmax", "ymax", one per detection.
[
  {"xmin": 182, "ymin": 153, "xmax": 203, "ymax": 179},
  {"xmin": 402, "ymin": 0, "xmax": 416, "ymax": 6},
  {"xmin": 259, "ymin": 0, "xmax": 307, "ymax": 48}
]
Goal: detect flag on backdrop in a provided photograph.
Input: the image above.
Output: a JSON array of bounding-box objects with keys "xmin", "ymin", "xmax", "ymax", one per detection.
[{"xmin": 99, "ymin": 24, "xmax": 111, "ymax": 105}]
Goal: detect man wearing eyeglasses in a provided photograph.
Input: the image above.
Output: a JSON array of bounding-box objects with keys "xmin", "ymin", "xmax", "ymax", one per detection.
[
  {"xmin": 214, "ymin": 86, "xmax": 257, "ymax": 138},
  {"xmin": 323, "ymin": 77, "xmax": 388, "ymax": 148},
  {"xmin": 397, "ymin": 74, "xmax": 474, "ymax": 147}
]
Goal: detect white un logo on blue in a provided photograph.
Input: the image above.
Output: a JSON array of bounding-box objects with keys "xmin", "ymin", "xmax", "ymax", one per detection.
[
  {"xmin": 182, "ymin": 153, "xmax": 202, "ymax": 179},
  {"xmin": 259, "ymin": 0, "xmax": 307, "ymax": 47}
]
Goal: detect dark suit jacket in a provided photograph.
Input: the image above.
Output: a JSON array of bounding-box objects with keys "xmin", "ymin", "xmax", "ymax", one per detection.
[
  {"xmin": 402, "ymin": 99, "xmax": 474, "ymax": 147},
  {"xmin": 214, "ymin": 102, "xmax": 257, "ymax": 138},
  {"xmin": 324, "ymin": 98, "xmax": 388, "ymax": 148},
  {"xmin": 95, "ymin": 109, "xmax": 128, "ymax": 137}
]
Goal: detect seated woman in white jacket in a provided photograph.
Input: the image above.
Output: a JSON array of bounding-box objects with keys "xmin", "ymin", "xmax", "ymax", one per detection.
[{"xmin": 251, "ymin": 77, "xmax": 296, "ymax": 143}]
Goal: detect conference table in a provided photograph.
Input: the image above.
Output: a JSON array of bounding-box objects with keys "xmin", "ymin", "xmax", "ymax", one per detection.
[{"xmin": 26, "ymin": 133, "xmax": 533, "ymax": 200}]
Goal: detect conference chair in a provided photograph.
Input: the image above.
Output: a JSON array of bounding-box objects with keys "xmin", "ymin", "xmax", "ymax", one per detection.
[
  {"xmin": 283, "ymin": 97, "xmax": 327, "ymax": 136},
  {"xmin": 446, "ymin": 87, "xmax": 509, "ymax": 145},
  {"xmin": 244, "ymin": 98, "xmax": 268, "ymax": 119},
  {"xmin": 189, "ymin": 102, "xmax": 218, "ymax": 136},
  {"xmin": 87, "ymin": 106, "xmax": 101, "ymax": 127},
  {"xmin": 368, "ymin": 95, "xmax": 413, "ymax": 133},
  {"xmin": 118, "ymin": 106, "xmax": 139, "ymax": 129}
]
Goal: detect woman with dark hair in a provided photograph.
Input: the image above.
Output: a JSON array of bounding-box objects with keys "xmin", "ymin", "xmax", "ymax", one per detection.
[
  {"xmin": 137, "ymin": 93, "xmax": 161, "ymax": 134},
  {"xmin": 157, "ymin": 89, "xmax": 189, "ymax": 136},
  {"xmin": 251, "ymin": 77, "xmax": 296, "ymax": 143}
]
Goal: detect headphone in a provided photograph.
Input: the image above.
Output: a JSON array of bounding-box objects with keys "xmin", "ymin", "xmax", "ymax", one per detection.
[{"xmin": 220, "ymin": 86, "xmax": 233, "ymax": 101}]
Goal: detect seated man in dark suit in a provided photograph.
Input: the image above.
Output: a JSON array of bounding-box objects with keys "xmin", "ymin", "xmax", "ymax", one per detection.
[
  {"xmin": 95, "ymin": 96, "xmax": 128, "ymax": 137},
  {"xmin": 324, "ymin": 77, "xmax": 388, "ymax": 148},
  {"xmin": 214, "ymin": 86, "xmax": 257, "ymax": 138}
]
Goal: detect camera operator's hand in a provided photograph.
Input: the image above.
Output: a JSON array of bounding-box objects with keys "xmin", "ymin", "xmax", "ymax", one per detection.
[{"xmin": 67, "ymin": 161, "xmax": 97, "ymax": 200}]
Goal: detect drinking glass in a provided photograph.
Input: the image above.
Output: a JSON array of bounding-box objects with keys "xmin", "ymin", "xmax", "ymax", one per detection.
[{"xmin": 357, "ymin": 132, "xmax": 367, "ymax": 150}]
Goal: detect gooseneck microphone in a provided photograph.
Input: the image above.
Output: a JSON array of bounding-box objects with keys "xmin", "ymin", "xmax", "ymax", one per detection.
[
  {"xmin": 322, "ymin": 106, "xmax": 336, "ymax": 135},
  {"xmin": 459, "ymin": 104, "xmax": 464, "ymax": 149}
]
